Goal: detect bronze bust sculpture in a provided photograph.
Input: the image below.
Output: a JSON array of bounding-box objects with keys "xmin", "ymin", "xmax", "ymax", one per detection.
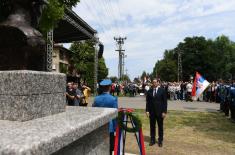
[{"xmin": 0, "ymin": 0, "xmax": 48, "ymax": 70}]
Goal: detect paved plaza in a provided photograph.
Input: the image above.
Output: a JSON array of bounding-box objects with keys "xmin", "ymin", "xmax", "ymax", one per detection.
[{"xmin": 89, "ymin": 96, "xmax": 220, "ymax": 112}]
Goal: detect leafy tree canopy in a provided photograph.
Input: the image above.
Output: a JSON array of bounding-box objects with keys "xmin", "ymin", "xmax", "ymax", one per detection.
[
  {"xmin": 40, "ymin": 0, "xmax": 80, "ymax": 33},
  {"xmin": 151, "ymin": 35, "xmax": 235, "ymax": 82},
  {"xmin": 109, "ymin": 76, "xmax": 118, "ymax": 83},
  {"xmin": 122, "ymin": 74, "xmax": 131, "ymax": 83},
  {"xmin": 70, "ymin": 40, "xmax": 108, "ymax": 90},
  {"xmin": 140, "ymin": 71, "xmax": 147, "ymax": 80}
]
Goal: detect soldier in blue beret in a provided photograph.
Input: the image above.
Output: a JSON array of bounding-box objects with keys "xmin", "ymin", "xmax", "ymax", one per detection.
[{"xmin": 93, "ymin": 79, "xmax": 118, "ymax": 155}]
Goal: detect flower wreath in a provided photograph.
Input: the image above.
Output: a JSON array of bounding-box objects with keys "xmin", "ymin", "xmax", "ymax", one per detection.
[{"xmin": 117, "ymin": 110, "xmax": 142, "ymax": 133}]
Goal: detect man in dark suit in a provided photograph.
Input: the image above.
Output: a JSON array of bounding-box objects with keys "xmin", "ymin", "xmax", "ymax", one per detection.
[{"xmin": 146, "ymin": 79, "xmax": 167, "ymax": 147}]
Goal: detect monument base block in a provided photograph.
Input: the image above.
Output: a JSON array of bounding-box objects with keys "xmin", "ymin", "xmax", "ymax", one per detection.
[
  {"xmin": 0, "ymin": 70, "xmax": 66, "ymax": 121},
  {"xmin": 53, "ymin": 124, "xmax": 109, "ymax": 155},
  {"xmin": 0, "ymin": 107, "xmax": 117, "ymax": 155}
]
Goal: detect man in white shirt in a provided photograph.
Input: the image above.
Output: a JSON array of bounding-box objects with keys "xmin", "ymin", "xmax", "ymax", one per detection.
[{"xmin": 186, "ymin": 81, "xmax": 193, "ymax": 102}]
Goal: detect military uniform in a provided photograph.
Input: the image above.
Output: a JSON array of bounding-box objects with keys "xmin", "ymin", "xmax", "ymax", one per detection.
[
  {"xmin": 92, "ymin": 79, "xmax": 118, "ymax": 155},
  {"xmin": 218, "ymin": 84, "xmax": 226, "ymax": 112},
  {"xmin": 93, "ymin": 93, "xmax": 118, "ymax": 132},
  {"xmin": 224, "ymin": 85, "xmax": 230, "ymax": 116},
  {"xmin": 229, "ymin": 86, "xmax": 235, "ymax": 121}
]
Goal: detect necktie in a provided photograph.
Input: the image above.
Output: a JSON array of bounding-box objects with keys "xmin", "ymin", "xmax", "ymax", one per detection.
[{"xmin": 154, "ymin": 88, "xmax": 157, "ymax": 97}]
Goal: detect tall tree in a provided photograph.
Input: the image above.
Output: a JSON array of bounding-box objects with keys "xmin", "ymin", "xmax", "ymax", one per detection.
[
  {"xmin": 109, "ymin": 76, "xmax": 118, "ymax": 83},
  {"xmin": 98, "ymin": 57, "xmax": 109, "ymax": 80},
  {"xmin": 151, "ymin": 35, "xmax": 235, "ymax": 81},
  {"xmin": 153, "ymin": 59, "xmax": 177, "ymax": 82},
  {"xmin": 141, "ymin": 71, "xmax": 147, "ymax": 81},
  {"xmin": 152, "ymin": 49, "xmax": 177, "ymax": 81},
  {"xmin": 70, "ymin": 40, "xmax": 108, "ymax": 89},
  {"xmin": 39, "ymin": 0, "xmax": 81, "ymax": 33},
  {"xmin": 122, "ymin": 74, "xmax": 131, "ymax": 83}
]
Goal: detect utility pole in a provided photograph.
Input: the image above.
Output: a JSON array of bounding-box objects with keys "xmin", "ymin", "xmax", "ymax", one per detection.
[
  {"xmin": 122, "ymin": 53, "xmax": 127, "ymax": 77},
  {"xmin": 178, "ymin": 49, "xmax": 182, "ymax": 82},
  {"xmin": 122, "ymin": 52, "xmax": 124, "ymax": 77},
  {"xmin": 114, "ymin": 37, "xmax": 127, "ymax": 80},
  {"xmin": 125, "ymin": 69, "xmax": 128, "ymax": 76}
]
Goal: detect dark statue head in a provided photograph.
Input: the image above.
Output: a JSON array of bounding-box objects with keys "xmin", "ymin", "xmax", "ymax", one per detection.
[
  {"xmin": 30, "ymin": 0, "xmax": 48, "ymax": 28},
  {"xmin": 0, "ymin": 0, "xmax": 48, "ymax": 71},
  {"xmin": 0, "ymin": 0, "xmax": 48, "ymax": 26},
  {"xmin": 8, "ymin": 0, "xmax": 48, "ymax": 28}
]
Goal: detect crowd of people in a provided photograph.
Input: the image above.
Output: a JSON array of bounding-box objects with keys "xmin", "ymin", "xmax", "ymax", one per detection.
[
  {"xmin": 109, "ymin": 82, "xmax": 138, "ymax": 97},
  {"xmin": 161, "ymin": 80, "xmax": 235, "ymax": 121},
  {"xmin": 65, "ymin": 78, "xmax": 235, "ymax": 122},
  {"xmin": 108, "ymin": 79, "xmax": 235, "ymax": 122},
  {"xmin": 66, "ymin": 82, "xmax": 91, "ymax": 106},
  {"xmin": 162, "ymin": 81, "xmax": 215, "ymax": 102},
  {"xmin": 214, "ymin": 81, "xmax": 235, "ymax": 121}
]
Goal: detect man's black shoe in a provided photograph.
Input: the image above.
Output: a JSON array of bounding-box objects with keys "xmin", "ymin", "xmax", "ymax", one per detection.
[
  {"xmin": 158, "ymin": 142, "xmax": 163, "ymax": 147},
  {"xmin": 149, "ymin": 141, "xmax": 155, "ymax": 146}
]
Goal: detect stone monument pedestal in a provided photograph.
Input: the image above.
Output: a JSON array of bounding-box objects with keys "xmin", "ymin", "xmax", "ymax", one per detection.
[
  {"xmin": 0, "ymin": 107, "xmax": 117, "ymax": 155},
  {"xmin": 0, "ymin": 70, "xmax": 117, "ymax": 155},
  {"xmin": 0, "ymin": 70, "xmax": 66, "ymax": 121}
]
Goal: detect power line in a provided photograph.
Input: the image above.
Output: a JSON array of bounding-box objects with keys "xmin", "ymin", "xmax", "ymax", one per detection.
[
  {"xmin": 95, "ymin": 0, "xmax": 120, "ymax": 38},
  {"xmin": 81, "ymin": 0, "xmax": 112, "ymax": 41},
  {"xmin": 109, "ymin": 0, "xmax": 122, "ymax": 36},
  {"xmin": 97, "ymin": 0, "xmax": 119, "ymax": 38},
  {"xmin": 106, "ymin": 0, "xmax": 121, "ymax": 36},
  {"xmin": 78, "ymin": 0, "xmax": 123, "ymax": 41},
  {"xmin": 178, "ymin": 49, "xmax": 182, "ymax": 82}
]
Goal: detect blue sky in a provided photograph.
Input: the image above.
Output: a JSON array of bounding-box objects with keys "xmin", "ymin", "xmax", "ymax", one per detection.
[{"xmin": 65, "ymin": 0, "xmax": 235, "ymax": 80}]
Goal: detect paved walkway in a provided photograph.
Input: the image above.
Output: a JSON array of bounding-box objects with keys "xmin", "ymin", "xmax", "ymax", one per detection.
[{"xmin": 89, "ymin": 96, "xmax": 219, "ymax": 112}]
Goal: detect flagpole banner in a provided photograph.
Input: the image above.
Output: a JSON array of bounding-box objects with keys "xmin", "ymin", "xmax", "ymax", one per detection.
[{"xmin": 192, "ymin": 72, "xmax": 210, "ymax": 100}]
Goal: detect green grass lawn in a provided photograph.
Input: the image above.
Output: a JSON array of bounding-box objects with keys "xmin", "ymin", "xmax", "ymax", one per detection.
[{"xmin": 125, "ymin": 110, "xmax": 235, "ymax": 155}]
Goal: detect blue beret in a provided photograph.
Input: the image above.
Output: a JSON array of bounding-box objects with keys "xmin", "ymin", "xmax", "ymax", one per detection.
[{"xmin": 100, "ymin": 79, "xmax": 112, "ymax": 86}]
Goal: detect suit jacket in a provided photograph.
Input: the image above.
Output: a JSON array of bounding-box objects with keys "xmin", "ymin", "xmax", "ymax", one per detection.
[
  {"xmin": 146, "ymin": 87, "xmax": 167, "ymax": 117},
  {"xmin": 93, "ymin": 93, "xmax": 118, "ymax": 133}
]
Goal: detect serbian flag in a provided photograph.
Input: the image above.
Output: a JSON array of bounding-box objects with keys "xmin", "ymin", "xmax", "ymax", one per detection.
[{"xmin": 191, "ymin": 72, "xmax": 210, "ymax": 100}]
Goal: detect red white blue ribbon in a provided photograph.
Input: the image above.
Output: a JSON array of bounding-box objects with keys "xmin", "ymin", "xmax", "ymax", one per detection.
[{"xmin": 114, "ymin": 109, "xmax": 146, "ymax": 155}]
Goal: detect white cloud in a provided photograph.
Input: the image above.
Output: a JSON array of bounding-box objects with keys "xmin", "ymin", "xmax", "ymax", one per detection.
[{"xmin": 71, "ymin": 0, "xmax": 235, "ymax": 80}]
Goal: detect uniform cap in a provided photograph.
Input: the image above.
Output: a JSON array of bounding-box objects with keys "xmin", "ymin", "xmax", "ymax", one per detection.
[{"xmin": 100, "ymin": 79, "xmax": 112, "ymax": 86}]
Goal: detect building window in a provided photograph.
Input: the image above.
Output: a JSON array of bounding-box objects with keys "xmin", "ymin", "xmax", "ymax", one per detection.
[
  {"xmin": 59, "ymin": 51, "xmax": 64, "ymax": 60},
  {"xmin": 59, "ymin": 63, "xmax": 68, "ymax": 74}
]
